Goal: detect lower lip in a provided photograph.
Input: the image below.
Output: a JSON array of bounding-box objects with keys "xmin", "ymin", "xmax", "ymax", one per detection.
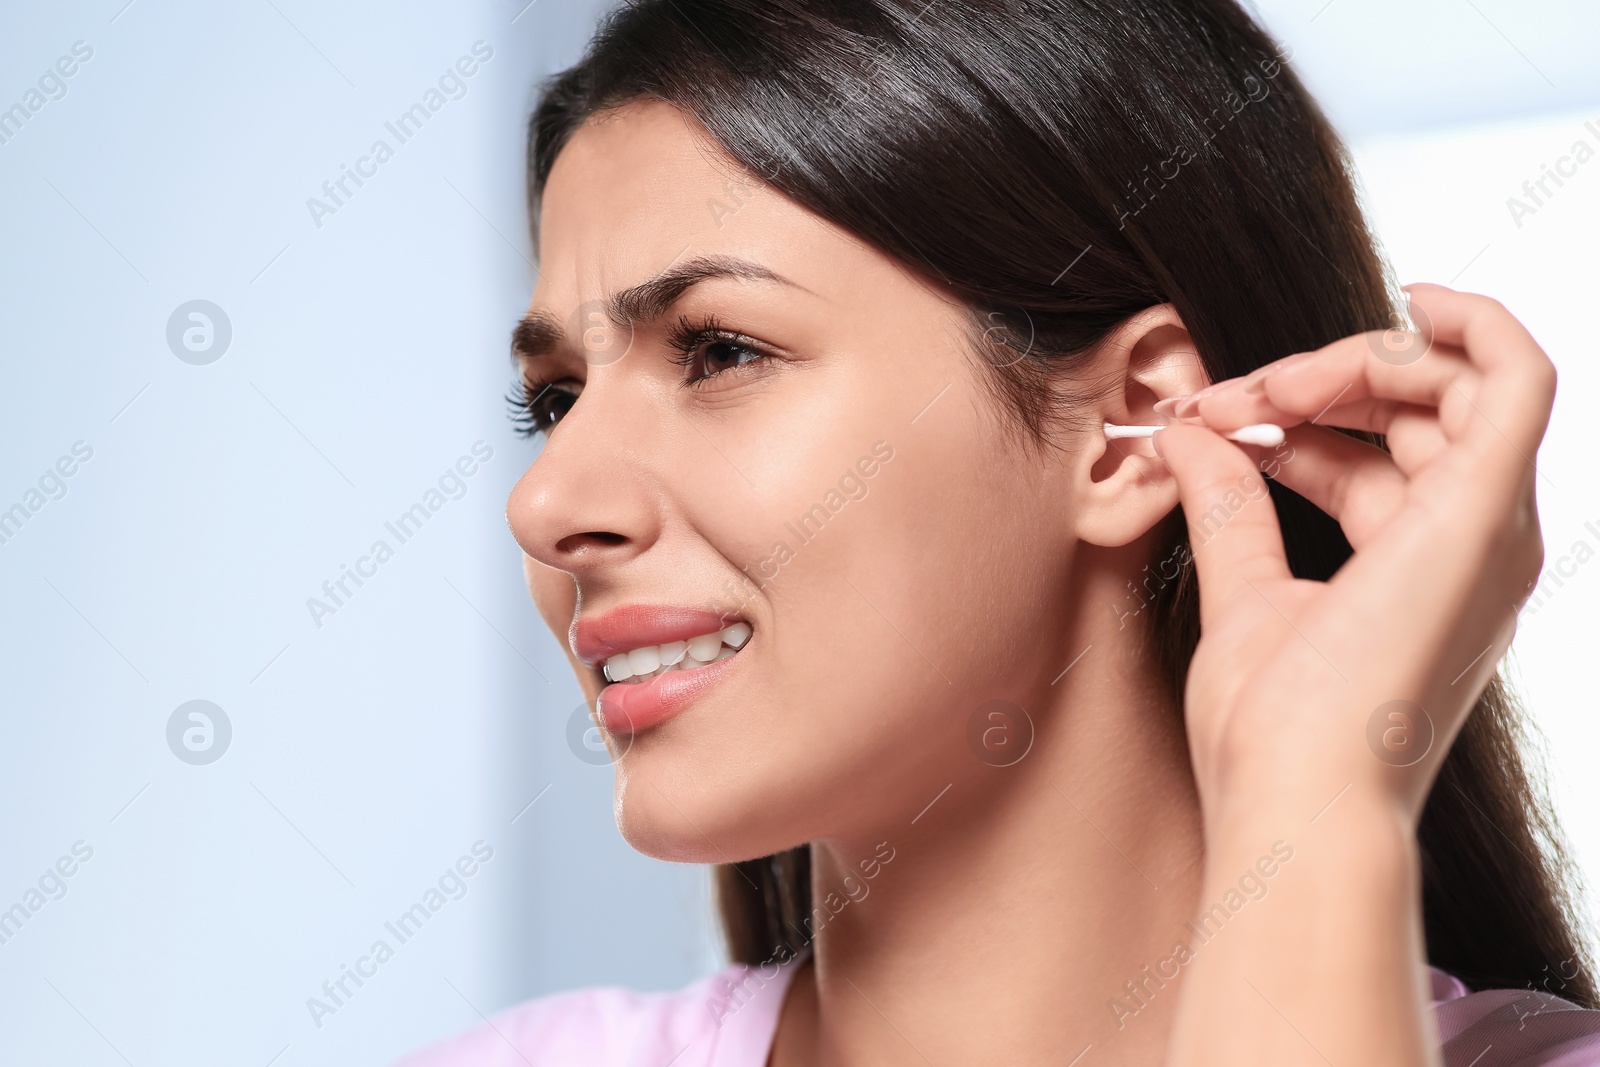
[{"xmin": 596, "ymin": 652, "xmax": 742, "ymax": 734}]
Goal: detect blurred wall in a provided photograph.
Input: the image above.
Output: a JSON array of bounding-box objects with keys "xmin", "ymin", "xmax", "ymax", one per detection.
[
  {"xmin": 1, "ymin": 1, "xmax": 1596, "ymax": 1065},
  {"xmin": 0, "ymin": 3, "xmax": 717, "ymax": 1066}
]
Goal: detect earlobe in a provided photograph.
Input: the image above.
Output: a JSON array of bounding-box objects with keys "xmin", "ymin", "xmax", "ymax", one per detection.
[{"xmin": 1072, "ymin": 305, "xmax": 1210, "ymax": 548}]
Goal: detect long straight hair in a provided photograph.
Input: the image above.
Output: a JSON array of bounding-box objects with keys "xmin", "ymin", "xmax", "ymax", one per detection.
[{"xmin": 527, "ymin": 0, "xmax": 1596, "ymax": 1004}]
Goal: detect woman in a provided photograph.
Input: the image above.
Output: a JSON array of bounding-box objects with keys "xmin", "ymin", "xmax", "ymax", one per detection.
[{"xmin": 400, "ymin": 0, "xmax": 1600, "ymax": 1063}]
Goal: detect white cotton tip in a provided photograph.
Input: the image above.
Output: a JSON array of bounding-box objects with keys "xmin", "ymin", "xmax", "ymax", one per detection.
[
  {"xmin": 1226, "ymin": 423, "xmax": 1286, "ymax": 447},
  {"xmin": 1102, "ymin": 421, "xmax": 1286, "ymax": 448},
  {"xmin": 1102, "ymin": 422, "xmax": 1152, "ymax": 440}
]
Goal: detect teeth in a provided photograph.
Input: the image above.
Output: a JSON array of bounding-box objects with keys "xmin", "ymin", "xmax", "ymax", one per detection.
[
  {"xmin": 601, "ymin": 623, "xmax": 751, "ymax": 683},
  {"xmin": 627, "ymin": 645, "xmax": 660, "ymax": 677},
  {"xmin": 686, "ymin": 633, "xmax": 722, "ymax": 662}
]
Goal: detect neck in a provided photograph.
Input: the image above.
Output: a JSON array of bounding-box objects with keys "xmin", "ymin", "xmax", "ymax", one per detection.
[{"xmin": 771, "ymin": 559, "xmax": 1207, "ymax": 1066}]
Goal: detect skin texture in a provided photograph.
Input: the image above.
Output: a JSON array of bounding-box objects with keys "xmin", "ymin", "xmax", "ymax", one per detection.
[{"xmin": 505, "ymin": 101, "xmax": 1555, "ymax": 1066}]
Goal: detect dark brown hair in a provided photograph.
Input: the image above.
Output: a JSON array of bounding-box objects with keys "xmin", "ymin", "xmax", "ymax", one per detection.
[{"xmin": 527, "ymin": 0, "xmax": 1596, "ymax": 1003}]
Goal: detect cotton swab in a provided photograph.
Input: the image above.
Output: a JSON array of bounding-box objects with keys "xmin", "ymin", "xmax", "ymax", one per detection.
[{"xmin": 1104, "ymin": 422, "xmax": 1286, "ymax": 448}]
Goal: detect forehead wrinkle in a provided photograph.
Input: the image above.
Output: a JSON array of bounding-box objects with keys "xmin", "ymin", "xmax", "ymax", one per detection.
[{"xmin": 516, "ymin": 254, "xmax": 806, "ymax": 360}]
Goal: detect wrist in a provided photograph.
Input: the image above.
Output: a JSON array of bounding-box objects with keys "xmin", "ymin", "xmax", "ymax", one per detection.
[
  {"xmin": 1176, "ymin": 785, "xmax": 1434, "ymax": 1067},
  {"xmin": 1202, "ymin": 787, "xmax": 1419, "ymax": 899},
  {"xmin": 1200, "ymin": 755, "xmax": 1417, "ymax": 843}
]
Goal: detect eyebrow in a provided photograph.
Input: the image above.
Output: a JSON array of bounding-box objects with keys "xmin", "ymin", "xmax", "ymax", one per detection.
[{"xmin": 510, "ymin": 254, "xmax": 805, "ymax": 361}]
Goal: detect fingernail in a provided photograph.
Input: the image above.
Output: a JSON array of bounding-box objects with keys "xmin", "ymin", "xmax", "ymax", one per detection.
[
  {"xmin": 1172, "ymin": 395, "xmax": 1201, "ymax": 419},
  {"xmin": 1243, "ymin": 367, "xmax": 1281, "ymax": 395},
  {"xmin": 1152, "ymin": 397, "xmax": 1182, "ymax": 416},
  {"xmin": 1151, "ymin": 427, "xmax": 1166, "ymax": 457},
  {"xmin": 1265, "ymin": 350, "xmax": 1317, "ymax": 375}
]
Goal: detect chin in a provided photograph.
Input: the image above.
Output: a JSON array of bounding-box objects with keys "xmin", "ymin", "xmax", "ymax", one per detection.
[
  {"xmin": 612, "ymin": 791, "xmax": 771, "ymax": 865},
  {"xmin": 609, "ymin": 744, "xmax": 814, "ymax": 865},
  {"xmin": 613, "ymin": 810, "xmax": 727, "ymax": 864}
]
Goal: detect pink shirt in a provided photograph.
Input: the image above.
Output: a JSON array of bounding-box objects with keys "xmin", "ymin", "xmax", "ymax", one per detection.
[
  {"xmin": 394, "ymin": 952, "xmax": 808, "ymax": 1067},
  {"xmin": 395, "ymin": 953, "xmax": 1600, "ymax": 1066}
]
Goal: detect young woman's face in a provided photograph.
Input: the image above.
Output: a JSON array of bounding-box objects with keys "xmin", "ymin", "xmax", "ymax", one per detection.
[{"xmin": 506, "ymin": 101, "xmax": 1104, "ymax": 861}]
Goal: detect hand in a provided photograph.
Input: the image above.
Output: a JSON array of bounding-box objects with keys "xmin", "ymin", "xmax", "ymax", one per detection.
[
  {"xmin": 1154, "ymin": 284, "xmax": 1556, "ymax": 1067},
  {"xmin": 1153, "ymin": 283, "xmax": 1554, "ymax": 832}
]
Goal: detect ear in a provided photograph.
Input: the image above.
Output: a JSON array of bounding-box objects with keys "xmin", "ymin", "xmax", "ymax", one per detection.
[{"xmin": 1071, "ymin": 304, "xmax": 1210, "ymax": 548}]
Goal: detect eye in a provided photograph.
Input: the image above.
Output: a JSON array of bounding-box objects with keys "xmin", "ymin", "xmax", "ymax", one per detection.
[
  {"xmin": 506, "ymin": 378, "xmax": 579, "ymax": 438},
  {"xmin": 666, "ymin": 314, "xmax": 774, "ymax": 384},
  {"xmin": 698, "ymin": 337, "xmax": 764, "ymax": 376}
]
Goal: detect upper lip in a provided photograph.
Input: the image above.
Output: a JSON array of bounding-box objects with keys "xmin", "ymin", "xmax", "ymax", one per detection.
[{"xmin": 571, "ymin": 604, "xmax": 746, "ymax": 667}]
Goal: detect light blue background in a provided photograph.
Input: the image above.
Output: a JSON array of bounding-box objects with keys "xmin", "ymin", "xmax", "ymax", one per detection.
[
  {"xmin": 0, "ymin": 3, "xmax": 717, "ymax": 1065},
  {"xmin": 2, "ymin": 1, "xmax": 1597, "ymax": 1065}
]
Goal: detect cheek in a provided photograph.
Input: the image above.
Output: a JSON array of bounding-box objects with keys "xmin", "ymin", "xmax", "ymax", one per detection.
[
  {"xmin": 658, "ymin": 382, "xmax": 1069, "ymax": 842},
  {"xmin": 770, "ymin": 417, "xmax": 1063, "ymax": 718}
]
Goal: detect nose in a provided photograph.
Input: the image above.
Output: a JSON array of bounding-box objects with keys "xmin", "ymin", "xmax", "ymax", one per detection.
[{"xmin": 506, "ymin": 396, "xmax": 662, "ymax": 575}]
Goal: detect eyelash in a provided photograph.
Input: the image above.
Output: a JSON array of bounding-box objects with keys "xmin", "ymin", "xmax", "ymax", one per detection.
[
  {"xmin": 506, "ymin": 314, "xmax": 775, "ymax": 439},
  {"xmin": 505, "ymin": 378, "xmax": 575, "ymax": 439},
  {"xmin": 663, "ymin": 313, "xmax": 773, "ymax": 384}
]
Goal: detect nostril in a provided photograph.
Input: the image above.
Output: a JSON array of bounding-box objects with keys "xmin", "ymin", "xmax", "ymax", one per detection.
[{"xmin": 556, "ymin": 531, "xmax": 628, "ymax": 554}]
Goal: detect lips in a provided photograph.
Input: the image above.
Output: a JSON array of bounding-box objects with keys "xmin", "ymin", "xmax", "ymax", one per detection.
[
  {"xmin": 571, "ymin": 604, "xmax": 750, "ymax": 736},
  {"xmin": 596, "ymin": 651, "xmax": 743, "ymax": 734}
]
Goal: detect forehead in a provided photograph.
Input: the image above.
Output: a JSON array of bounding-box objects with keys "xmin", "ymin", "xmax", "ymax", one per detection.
[
  {"xmin": 535, "ymin": 102, "xmax": 849, "ymax": 308},
  {"xmin": 539, "ymin": 103, "xmax": 750, "ymax": 288}
]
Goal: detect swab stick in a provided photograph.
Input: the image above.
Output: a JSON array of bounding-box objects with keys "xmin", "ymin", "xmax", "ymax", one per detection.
[{"xmin": 1103, "ymin": 422, "xmax": 1286, "ymax": 448}]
